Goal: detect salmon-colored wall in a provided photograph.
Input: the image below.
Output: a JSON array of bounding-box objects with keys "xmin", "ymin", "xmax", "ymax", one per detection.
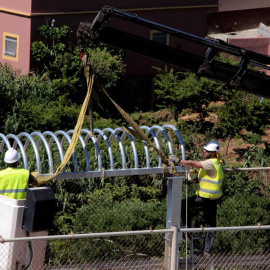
[
  {"xmin": 228, "ymin": 38, "xmax": 270, "ymax": 55},
  {"xmin": 0, "ymin": 1, "xmax": 219, "ymax": 75},
  {"xmin": 0, "ymin": 0, "xmax": 31, "ymax": 14},
  {"xmin": 0, "ymin": 13, "xmax": 31, "ymax": 73},
  {"xmin": 228, "ymin": 37, "xmax": 270, "ymax": 75},
  {"xmin": 219, "ymin": 0, "xmax": 270, "ymax": 11}
]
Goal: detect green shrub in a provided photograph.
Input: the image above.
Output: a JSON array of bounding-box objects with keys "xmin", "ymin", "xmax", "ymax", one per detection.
[
  {"xmin": 46, "ymin": 196, "xmax": 166, "ymax": 262},
  {"xmin": 214, "ymin": 193, "xmax": 270, "ymax": 253}
]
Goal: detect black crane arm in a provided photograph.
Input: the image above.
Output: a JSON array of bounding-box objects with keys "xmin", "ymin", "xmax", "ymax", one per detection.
[{"xmin": 77, "ymin": 6, "xmax": 270, "ymax": 98}]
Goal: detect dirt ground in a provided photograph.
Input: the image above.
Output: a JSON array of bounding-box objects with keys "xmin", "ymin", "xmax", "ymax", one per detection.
[
  {"xmin": 220, "ymin": 128, "xmax": 270, "ymax": 166},
  {"xmin": 178, "ymin": 110, "xmax": 270, "ymax": 166}
]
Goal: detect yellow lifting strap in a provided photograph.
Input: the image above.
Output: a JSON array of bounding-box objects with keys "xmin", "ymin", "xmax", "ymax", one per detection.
[
  {"xmin": 33, "ymin": 54, "xmax": 94, "ymax": 185},
  {"xmin": 33, "ymin": 53, "xmax": 176, "ymax": 185},
  {"xmin": 94, "ymin": 81, "xmax": 176, "ymax": 174}
]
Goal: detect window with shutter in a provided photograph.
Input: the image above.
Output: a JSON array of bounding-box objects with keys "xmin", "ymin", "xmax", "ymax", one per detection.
[
  {"xmin": 3, "ymin": 33, "xmax": 19, "ymax": 61},
  {"xmin": 150, "ymin": 30, "xmax": 169, "ymax": 45}
]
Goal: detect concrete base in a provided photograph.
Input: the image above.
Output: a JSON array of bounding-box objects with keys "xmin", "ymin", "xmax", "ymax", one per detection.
[{"xmin": 0, "ymin": 195, "xmax": 47, "ymax": 270}]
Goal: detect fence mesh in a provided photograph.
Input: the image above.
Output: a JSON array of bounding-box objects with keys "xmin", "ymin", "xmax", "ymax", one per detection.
[
  {"xmin": 181, "ymin": 230, "xmax": 270, "ymax": 269},
  {"xmin": 2, "ymin": 230, "xmax": 270, "ymax": 269},
  {"xmin": 45, "ymin": 235, "xmax": 165, "ymax": 269},
  {"xmin": 0, "ymin": 234, "xmax": 166, "ymax": 270},
  {"xmin": 0, "ymin": 240, "xmax": 47, "ymax": 270}
]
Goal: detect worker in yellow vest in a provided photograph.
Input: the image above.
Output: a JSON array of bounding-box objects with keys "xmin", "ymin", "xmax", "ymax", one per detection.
[
  {"xmin": 169, "ymin": 140, "xmax": 224, "ymax": 258},
  {"xmin": 0, "ymin": 148, "xmax": 38, "ymax": 199}
]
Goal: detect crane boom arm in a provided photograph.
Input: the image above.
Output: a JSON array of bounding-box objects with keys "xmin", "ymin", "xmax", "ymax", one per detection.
[{"xmin": 77, "ymin": 6, "xmax": 270, "ymax": 98}]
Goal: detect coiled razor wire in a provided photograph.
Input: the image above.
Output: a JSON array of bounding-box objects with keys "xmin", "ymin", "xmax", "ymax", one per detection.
[{"xmin": 0, "ymin": 125, "xmax": 186, "ymax": 180}]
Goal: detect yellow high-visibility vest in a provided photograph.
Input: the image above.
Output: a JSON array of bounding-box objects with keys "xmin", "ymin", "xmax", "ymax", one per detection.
[
  {"xmin": 196, "ymin": 158, "xmax": 224, "ymax": 200},
  {"xmin": 0, "ymin": 167, "xmax": 29, "ymax": 199}
]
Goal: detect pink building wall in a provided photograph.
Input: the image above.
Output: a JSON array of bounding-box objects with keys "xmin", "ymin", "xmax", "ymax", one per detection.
[
  {"xmin": 3, "ymin": 0, "xmax": 270, "ymax": 76},
  {"xmin": 0, "ymin": 0, "xmax": 31, "ymax": 14},
  {"xmin": 0, "ymin": 1, "xmax": 219, "ymax": 75},
  {"xmin": 228, "ymin": 37, "xmax": 270, "ymax": 75},
  {"xmin": 219, "ymin": 0, "xmax": 270, "ymax": 12},
  {"xmin": 228, "ymin": 38, "xmax": 270, "ymax": 56},
  {"xmin": 0, "ymin": 13, "xmax": 31, "ymax": 73}
]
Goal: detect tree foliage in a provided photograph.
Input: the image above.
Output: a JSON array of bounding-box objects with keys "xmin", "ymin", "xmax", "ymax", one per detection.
[
  {"xmin": 214, "ymin": 193, "xmax": 270, "ymax": 253},
  {"xmin": 153, "ymin": 64, "xmax": 270, "ymax": 156},
  {"xmin": 0, "ymin": 63, "xmax": 58, "ymax": 133},
  {"xmin": 215, "ymin": 90, "xmax": 270, "ymax": 139},
  {"xmin": 0, "ymin": 24, "xmax": 126, "ymax": 133},
  {"xmin": 153, "ymin": 67, "xmax": 223, "ymax": 120},
  {"xmin": 31, "ymin": 25, "xmax": 125, "ymax": 103},
  {"xmin": 6, "ymin": 96, "xmax": 80, "ymax": 132}
]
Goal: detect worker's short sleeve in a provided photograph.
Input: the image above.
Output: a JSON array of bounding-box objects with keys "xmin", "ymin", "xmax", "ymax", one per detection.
[
  {"xmin": 200, "ymin": 159, "xmax": 216, "ymax": 178},
  {"xmin": 201, "ymin": 159, "xmax": 215, "ymax": 170}
]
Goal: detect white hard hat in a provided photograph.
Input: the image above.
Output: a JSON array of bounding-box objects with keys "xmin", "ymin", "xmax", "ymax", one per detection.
[
  {"xmin": 4, "ymin": 148, "xmax": 21, "ymax": 164},
  {"xmin": 204, "ymin": 140, "xmax": 220, "ymax": 153}
]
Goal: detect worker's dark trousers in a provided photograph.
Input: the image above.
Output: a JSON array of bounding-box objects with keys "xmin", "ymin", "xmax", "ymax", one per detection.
[{"xmin": 181, "ymin": 195, "xmax": 221, "ymax": 254}]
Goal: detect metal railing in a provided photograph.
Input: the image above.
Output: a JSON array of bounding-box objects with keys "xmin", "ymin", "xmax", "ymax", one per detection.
[{"xmin": 0, "ymin": 125, "xmax": 185, "ymax": 179}]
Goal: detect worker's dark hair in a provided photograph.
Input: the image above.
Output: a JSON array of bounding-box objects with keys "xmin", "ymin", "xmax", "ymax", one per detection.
[{"xmin": 7, "ymin": 162, "xmax": 18, "ymax": 168}]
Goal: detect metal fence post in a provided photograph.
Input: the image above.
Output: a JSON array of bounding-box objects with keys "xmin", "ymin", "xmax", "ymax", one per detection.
[
  {"xmin": 166, "ymin": 176, "xmax": 183, "ymax": 228},
  {"xmin": 164, "ymin": 176, "xmax": 183, "ymax": 270},
  {"xmin": 171, "ymin": 225, "xmax": 179, "ymax": 270}
]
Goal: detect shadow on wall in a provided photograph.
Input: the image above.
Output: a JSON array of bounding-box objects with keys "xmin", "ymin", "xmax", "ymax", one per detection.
[{"xmin": 110, "ymin": 76, "xmax": 155, "ymax": 112}]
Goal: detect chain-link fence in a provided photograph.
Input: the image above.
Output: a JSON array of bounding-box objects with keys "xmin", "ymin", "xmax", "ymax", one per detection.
[
  {"xmin": 1, "ymin": 226, "xmax": 270, "ymax": 270},
  {"xmin": 180, "ymin": 226, "xmax": 270, "ymax": 270},
  {"xmin": 0, "ymin": 229, "xmax": 174, "ymax": 270},
  {"xmin": 179, "ymin": 168, "xmax": 270, "ymax": 269}
]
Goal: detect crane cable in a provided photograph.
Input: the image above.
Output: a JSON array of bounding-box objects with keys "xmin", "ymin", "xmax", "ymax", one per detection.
[{"xmin": 33, "ymin": 53, "xmax": 176, "ymax": 185}]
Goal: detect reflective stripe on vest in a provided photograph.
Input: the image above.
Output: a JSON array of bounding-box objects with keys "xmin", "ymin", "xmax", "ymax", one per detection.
[
  {"xmin": 196, "ymin": 158, "xmax": 224, "ymax": 200},
  {"xmin": 0, "ymin": 167, "xmax": 29, "ymax": 199}
]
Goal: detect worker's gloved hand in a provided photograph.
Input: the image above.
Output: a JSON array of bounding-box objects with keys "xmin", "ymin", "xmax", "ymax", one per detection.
[{"xmin": 169, "ymin": 154, "xmax": 180, "ymax": 164}]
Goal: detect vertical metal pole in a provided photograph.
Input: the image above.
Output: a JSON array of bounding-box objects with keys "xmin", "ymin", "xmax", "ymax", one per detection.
[
  {"xmin": 170, "ymin": 225, "xmax": 179, "ymax": 270},
  {"xmin": 166, "ymin": 176, "xmax": 183, "ymax": 228},
  {"xmin": 164, "ymin": 176, "xmax": 184, "ymax": 270}
]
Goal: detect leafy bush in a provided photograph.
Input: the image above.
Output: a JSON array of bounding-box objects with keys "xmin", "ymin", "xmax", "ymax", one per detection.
[
  {"xmin": 153, "ymin": 68, "xmax": 222, "ymax": 120},
  {"xmin": 74, "ymin": 196, "xmax": 166, "ymax": 232},
  {"xmin": 0, "ymin": 63, "xmax": 57, "ymax": 133},
  {"xmin": 70, "ymin": 196, "xmax": 166, "ymax": 260},
  {"xmin": 213, "ymin": 193, "xmax": 270, "ymax": 253},
  {"xmin": 215, "ymin": 91, "xmax": 270, "ymax": 140},
  {"xmin": 5, "ymin": 96, "xmax": 80, "ymax": 133},
  {"xmin": 47, "ymin": 195, "xmax": 166, "ymax": 264}
]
